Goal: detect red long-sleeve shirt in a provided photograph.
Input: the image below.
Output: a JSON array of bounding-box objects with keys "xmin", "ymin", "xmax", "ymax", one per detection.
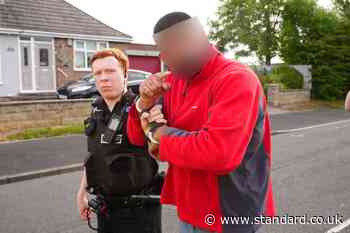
[{"xmin": 127, "ymin": 46, "xmax": 275, "ymax": 233}]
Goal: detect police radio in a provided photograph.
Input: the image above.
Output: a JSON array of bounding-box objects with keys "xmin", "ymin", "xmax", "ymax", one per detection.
[{"xmin": 102, "ymin": 112, "xmax": 123, "ymax": 143}]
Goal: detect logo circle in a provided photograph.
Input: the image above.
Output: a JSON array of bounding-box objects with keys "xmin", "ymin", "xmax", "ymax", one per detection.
[{"xmin": 205, "ymin": 213, "xmax": 216, "ymax": 226}]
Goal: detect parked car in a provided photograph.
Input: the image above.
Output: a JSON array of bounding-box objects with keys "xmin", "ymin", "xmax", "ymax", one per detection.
[{"xmin": 57, "ymin": 69, "xmax": 150, "ymax": 99}]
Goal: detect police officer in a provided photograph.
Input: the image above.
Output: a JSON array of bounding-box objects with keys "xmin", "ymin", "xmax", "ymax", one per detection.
[{"xmin": 76, "ymin": 48, "xmax": 165, "ymax": 233}]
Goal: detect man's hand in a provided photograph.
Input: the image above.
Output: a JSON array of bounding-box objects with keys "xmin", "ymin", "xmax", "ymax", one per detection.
[{"xmin": 139, "ymin": 71, "xmax": 171, "ymax": 110}]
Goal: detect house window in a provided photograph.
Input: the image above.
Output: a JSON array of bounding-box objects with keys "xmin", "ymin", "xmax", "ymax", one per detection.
[
  {"xmin": 23, "ymin": 47, "xmax": 29, "ymax": 66},
  {"xmin": 39, "ymin": 48, "xmax": 49, "ymax": 67},
  {"xmin": 74, "ymin": 40, "xmax": 109, "ymax": 70}
]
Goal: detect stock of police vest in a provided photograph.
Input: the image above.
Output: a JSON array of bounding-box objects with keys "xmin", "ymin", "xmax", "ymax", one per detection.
[{"xmin": 83, "ymin": 91, "xmax": 158, "ymax": 196}]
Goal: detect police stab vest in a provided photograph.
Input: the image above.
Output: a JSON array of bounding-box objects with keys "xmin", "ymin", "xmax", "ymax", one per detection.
[{"xmin": 83, "ymin": 91, "xmax": 158, "ymax": 196}]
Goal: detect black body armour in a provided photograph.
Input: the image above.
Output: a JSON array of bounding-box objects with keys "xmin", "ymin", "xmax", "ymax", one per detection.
[{"xmin": 84, "ymin": 91, "xmax": 158, "ymax": 196}]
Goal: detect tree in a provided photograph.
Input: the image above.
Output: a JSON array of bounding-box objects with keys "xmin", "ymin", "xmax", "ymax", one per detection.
[
  {"xmin": 333, "ymin": 0, "xmax": 350, "ymax": 19},
  {"xmin": 209, "ymin": 0, "xmax": 284, "ymax": 65},
  {"xmin": 280, "ymin": 0, "xmax": 350, "ymax": 100},
  {"xmin": 279, "ymin": 0, "xmax": 338, "ymax": 64}
]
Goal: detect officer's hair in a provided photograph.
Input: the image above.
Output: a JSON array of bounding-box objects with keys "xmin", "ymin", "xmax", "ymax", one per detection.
[{"xmin": 90, "ymin": 48, "xmax": 129, "ymax": 77}]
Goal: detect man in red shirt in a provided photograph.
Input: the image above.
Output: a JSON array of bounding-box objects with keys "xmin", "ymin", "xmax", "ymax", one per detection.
[{"xmin": 127, "ymin": 12, "xmax": 275, "ymax": 233}]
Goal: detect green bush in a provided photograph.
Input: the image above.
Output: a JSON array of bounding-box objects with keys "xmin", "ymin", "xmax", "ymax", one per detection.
[
  {"xmin": 258, "ymin": 75, "xmax": 272, "ymax": 95},
  {"xmin": 256, "ymin": 65, "xmax": 303, "ymax": 96},
  {"xmin": 311, "ymin": 64, "xmax": 348, "ymax": 100},
  {"xmin": 269, "ymin": 65, "xmax": 304, "ymax": 89}
]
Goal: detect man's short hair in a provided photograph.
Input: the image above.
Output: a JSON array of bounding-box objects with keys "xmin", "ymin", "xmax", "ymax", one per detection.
[
  {"xmin": 153, "ymin": 12, "xmax": 191, "ymax": 34},
  {"xmin": 90, "ymin": 48, "xmax": 129, "ymax": 77}
]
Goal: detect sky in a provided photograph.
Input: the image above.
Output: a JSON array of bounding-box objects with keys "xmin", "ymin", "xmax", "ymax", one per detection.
[
  {"xmin": 66, "ymin": 0, "xmax": 334, "ymax": 63},
  {"xmin": 66, "ymin": 0, "xmax": 219, "ymax": 44}
]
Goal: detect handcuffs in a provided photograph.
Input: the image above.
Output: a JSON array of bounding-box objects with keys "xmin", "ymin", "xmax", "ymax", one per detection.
[{"xmin": 135, "ymin": 96, "xmax": 163, "ymax": 145}]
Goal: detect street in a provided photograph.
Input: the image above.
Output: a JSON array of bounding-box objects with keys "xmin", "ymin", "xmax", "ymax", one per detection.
[
  {"xmin": 0, "ymin": 0, "xmax": 349, "ymax": 232},
  {"xmin": 0, "ymin": 110, "xmax": 350, "ymax": 233}
]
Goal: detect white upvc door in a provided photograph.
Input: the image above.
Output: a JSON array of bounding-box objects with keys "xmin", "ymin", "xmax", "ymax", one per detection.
[{"xmin": 19, "ymin": 37, "xmax": 56, "ymax": 93}]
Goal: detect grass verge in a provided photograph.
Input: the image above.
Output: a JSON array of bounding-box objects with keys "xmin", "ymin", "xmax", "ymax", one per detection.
[
  {"xmin": 280, "ymin": 100, "xmax": 345, "ymax": 111},
  {"xmin": 5, "ymin": 123, "xmax": 84, "ymax": 141}
]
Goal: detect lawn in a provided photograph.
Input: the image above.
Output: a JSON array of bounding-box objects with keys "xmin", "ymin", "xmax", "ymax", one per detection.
[{"xmin": 5, "ymin": 123, "xmax": 84, "ymax": 141}]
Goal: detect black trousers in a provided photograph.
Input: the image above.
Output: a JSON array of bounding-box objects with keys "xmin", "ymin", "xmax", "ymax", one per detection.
[{"xmin": 96, "ymin": 195, "xmax": 162, "ymax": 233}]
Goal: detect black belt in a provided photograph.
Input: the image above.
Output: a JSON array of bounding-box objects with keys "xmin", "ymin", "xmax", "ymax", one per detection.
[{"xmin": 102, "ymin": 194, "xmax": 161, "ymax": 209}]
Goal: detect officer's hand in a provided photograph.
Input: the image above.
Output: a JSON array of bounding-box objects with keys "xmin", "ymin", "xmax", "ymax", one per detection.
[
  {"xmin": 76, "ymin": 189, "xmax": 90, "ymax": 221},
  {"xmin": 139, "ymin": 71, "xmax": 171, "ymax": 110},
  {"xmin": 140, "ymin": 104, "xmax": 167, "ymax": 132}
]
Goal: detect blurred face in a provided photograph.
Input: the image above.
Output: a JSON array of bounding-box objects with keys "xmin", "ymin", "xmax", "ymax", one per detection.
[
  {"xmin": 92, "ymin": 56, "xmax": 126, "ymax": 101},
  {"xmin": 154, "ymin": 18, "xmax": 210, "ymax": 77},
  {"xmin": 157, "ymin": 36, "xmax": 197, "ymax": 75}
]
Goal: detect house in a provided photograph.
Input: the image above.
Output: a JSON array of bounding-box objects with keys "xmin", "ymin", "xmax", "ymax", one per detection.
[{"xmin": 0, "ymin": 0, "xmax": 162, "ymax": 97}]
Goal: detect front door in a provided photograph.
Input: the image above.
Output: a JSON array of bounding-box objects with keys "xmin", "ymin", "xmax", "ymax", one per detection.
[
  {"xmin": 20, "ymin": 42, "xmax": 33, "ymax": 91},
  {"xmin": 20, "ymin": 38, "xmax": 55, "ymax": 92},
  {"xmin": 35, "ymin": 43, "xmax": 54, "ymax": 91}
]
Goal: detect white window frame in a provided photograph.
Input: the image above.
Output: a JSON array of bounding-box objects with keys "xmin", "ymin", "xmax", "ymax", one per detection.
[{"xmin": 73, "ymin": 40, "xmax": 109, "ymax": 71}]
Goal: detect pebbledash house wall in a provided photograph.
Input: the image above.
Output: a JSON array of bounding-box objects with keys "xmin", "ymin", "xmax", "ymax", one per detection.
[{"xmin": 54, "ymin": 39, "xmax": 160, "ymax": 88}]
